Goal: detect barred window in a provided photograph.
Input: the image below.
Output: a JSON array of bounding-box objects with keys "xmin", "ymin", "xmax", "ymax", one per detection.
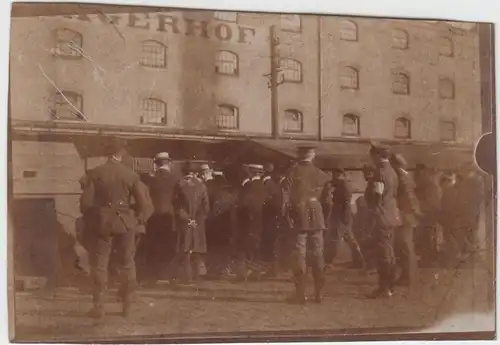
[
  {"xmin": 280, "ymin": 59, "xmax": 302, "ymax": 83},
  {"xmin": 340, "ymin": 20, "xmax": 358, "ymax": 41},
  {"xmin": 54, "ymin": 28, "xmax": 83, "ymax": 58},
  {"xmin": 217, "ymin": 104, "xmax": 239, "ymax": 130},
  {"xmin": 214, "ymin": 11, "xmax": 238, "ymax": 22},
  {"xmin": 140, "ymin": 40, "xmax": 167, "ymax": 69},
  {"xmin": 215, "ymin": 51, "xmax": 238, "ymax": 76},
  {"xmin": 342, "ymin": 114, "xmax": 360, "ymax": 136},
  {"xmin": 394, "ymin": 117, "xmax": 411, "ymax": 139},
  {"xmin": 140, "ymin": 98, "xmax": 167, "ymax": 125},
  {"xmin": 392, "ymin": 29, "xmax": 409, "ymax": 49},
  {"xmin": 281, "ymin": 14, "xmax": 302, "ymax": 33},
  {"xmin": 439, "ymin": 77, "xmax": 455, "ymax": 99},
  {"xmin": 52, "ymin": 91, "xmax": 84, "ymax": 121},
  {"xmin": 439, "ymin": 37, "xmax": 454, "ymax": 57},
  {"xmin": 284, "ymin": 109, "xmax": 303, "ymax": 132},
  {"xmin": 392, "ymin": 72, "xmax": 410, "ymax": 95},
  {"xmin": 440, "ymin": 121, "xmax": 456, "ymax": 141},
  {"xmin": 340, "ymin": 66, "xmax": 359, "ymax": 90}
]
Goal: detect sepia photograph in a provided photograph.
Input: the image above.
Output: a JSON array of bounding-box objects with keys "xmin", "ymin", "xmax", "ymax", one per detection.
[{"xmin": 7, "ymin": 1, "xmax": 497, "ymax": 342}]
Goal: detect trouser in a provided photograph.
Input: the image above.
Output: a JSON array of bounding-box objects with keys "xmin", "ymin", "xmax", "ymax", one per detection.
[
  {"xmin": 90, "ymin": 230, "xmax": 137, "ymax": 308},
  {"xmin": 394, "ymin": 220, "xmax": 417, "ymax": 284},
  {"xmin": 206, "ymin": 215, "xmax": 232, "ymax": 275},
  {"xmin": 139, "ymin": 214, "xmax": 176, "ymax": 282},
  {"xmin": 373, "ymin": 226, "xmax": 396, "ymax": 291},
  {"xmin": 292, "ymin": 230, "xmax": 325, "ymax": 296},
  {"xmin": 262, "ymin": 211, "xmax": 283, "ymax": 275},
  {"xmin": 236, "ymin": 232, "xmax": 268, "ymax": 278},
  {"xmin": 325, "ymin": 219, "xmax": 364, "ymax": 266},
  {"xmin": 415, "ymin": 216, "xmax": 440, "ymax": 263},
  {"xmin": 178, "ymin": 252, "xmax": 207, "ymax": 281}
]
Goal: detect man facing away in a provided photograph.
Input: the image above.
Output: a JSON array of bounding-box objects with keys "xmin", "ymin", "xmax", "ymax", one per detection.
[
  {"xmin": 284, "ymin": 146, "xmax": 331, "ymax": 304},
  {"xmin": 390, "ymin": 153, "xmax": 421, "ymax": 287},
  {"xmin": 172, "ymin": 161, "xmax": 210, "ymax": 283},
  {"xmin": 322, "ymin": 167, "xmax": 364, "ymax": 269},
  {"xmin": 143, "ymin": 152, "xmax": 178, "ymax": 284},
  {"xmin": 235, "ymin": 164, "xmax": 268, "ymax": 281},
  {"xmin": 365, "ymin": 143, "xmax": 402, "ymax": 298},
  {"xmin": 80, "ymin": 141, "xmax": 152, "ymax": 318}
]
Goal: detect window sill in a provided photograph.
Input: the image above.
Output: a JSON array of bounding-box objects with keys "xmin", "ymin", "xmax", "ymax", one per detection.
[{"xmin": 140, "ymin": 65, "xmax": 168, "ymax": 72}]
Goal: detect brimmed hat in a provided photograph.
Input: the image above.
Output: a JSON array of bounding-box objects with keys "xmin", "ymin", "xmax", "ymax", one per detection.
[
  {"xmin": 200, "ymin": 163, "xmax": 212, "ymax": 172},
  {"xmin": 247, "ymin": 164, "xmax": 264, "ymax": 172},
  {"xmin": 154, "ymin": 152, "xmax": 171, "ymax": 162},
  {"xmin": 183, "ymin": 160, "xmax": 198, "ymax": 174}
]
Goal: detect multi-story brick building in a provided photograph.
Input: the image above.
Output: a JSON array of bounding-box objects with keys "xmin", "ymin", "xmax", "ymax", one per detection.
[{"xmin": 9, "ymin": 5, "xmax": 491, "ymax": 279}]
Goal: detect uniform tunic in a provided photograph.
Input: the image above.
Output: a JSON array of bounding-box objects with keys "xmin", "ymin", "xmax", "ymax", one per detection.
[
  {"xmin": 285, "ymin": 161, "xmax": 330, "ymax": 292},
  {"xmin": 80, "ymin": 159, "xmax": 151, "ymax": 295}
]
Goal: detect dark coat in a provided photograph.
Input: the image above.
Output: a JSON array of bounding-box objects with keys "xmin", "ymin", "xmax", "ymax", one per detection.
[
  {"xmin": 322, "ymin": 178, "xmax": 353, "ymax": 225},
  {"xmin": 80, "ymin": 159, "xmax": 151, "ymax": 237},
  {"xmin": 284, "ymin": 161, "xmax": 331, "ymax": 231},
  {"xmin": 148, "ymin": 169, "xmax": 178, "ymax": 216},
  {"xmin": 394, "ymin": 168, "xmax": 420, "ymax": 229},
  {"xmin": 173, "ymin": 174, "xmax": 210, "ymax": 253},
  {"xmin": 365, "ymin": 161, "xmax": 402, "ymax": 229},
  {"xmin": 236, "ymin": 177, "xmax": 268, "ymax": 251}
]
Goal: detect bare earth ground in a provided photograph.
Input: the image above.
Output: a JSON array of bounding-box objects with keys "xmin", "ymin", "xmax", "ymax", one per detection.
[{"xmin": 13, "ymin": 264, "xmax": 494, "ymax": 342}]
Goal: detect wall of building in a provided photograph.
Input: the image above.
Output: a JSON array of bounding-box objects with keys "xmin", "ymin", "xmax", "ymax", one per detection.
[{"xmin": 10, "ymin": 11, "xmax": 483, "ymax": 144}]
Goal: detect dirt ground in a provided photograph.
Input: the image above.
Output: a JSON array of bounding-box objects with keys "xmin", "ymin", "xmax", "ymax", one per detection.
[{"xmin": 12, "ymin": 264, "xmax": 494, "ymax": 342}]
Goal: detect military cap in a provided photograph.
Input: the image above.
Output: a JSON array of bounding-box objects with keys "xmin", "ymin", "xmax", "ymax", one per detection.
[
  {"xmin": 331, "ymin": 166, "xmax": 345, "ymax": 173},
  {"xmin": 369, "ymin": 141, "xmax": 391, "ymax": 158},
  {"xmin": 297, "ymin": 145, "xmax": 316, "ymax": 159},
  {"xmin": 154, "ymin": 152, "xmax": 171, "ymax": 161},
  {"xmin": 390, "ymin": 153, "xmax": 407, "ymax": 168}
]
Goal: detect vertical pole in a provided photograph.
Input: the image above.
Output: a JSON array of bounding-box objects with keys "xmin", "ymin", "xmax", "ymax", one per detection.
[
  {"xmin": 270, "ymin": 25, "xmax": 280, "ymax": 139},
  {"xmin": 317, "ymin": 16, "xmax": 323, "ymax": 141}
]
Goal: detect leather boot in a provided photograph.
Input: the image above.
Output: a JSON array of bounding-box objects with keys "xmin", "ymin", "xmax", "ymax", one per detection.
[{"xmin": 121, "ymin": 281, "xmax": 136, "ymax": 318}]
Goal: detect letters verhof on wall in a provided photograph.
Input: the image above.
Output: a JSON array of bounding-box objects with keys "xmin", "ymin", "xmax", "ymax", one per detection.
[{"xmin": 58, "ymin": 12, "xmax": 263, "ymax": 44}]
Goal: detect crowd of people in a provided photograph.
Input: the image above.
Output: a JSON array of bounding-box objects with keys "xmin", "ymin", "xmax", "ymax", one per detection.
[{"xmin": 75, "ymin": 139, "xmax": 485, "ymax": 318}]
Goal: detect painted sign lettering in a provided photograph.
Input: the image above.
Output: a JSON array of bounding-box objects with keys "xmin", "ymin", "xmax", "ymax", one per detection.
[{"xmin": 61, "ymin": 12, "xmax": 258, "ymax": 44}]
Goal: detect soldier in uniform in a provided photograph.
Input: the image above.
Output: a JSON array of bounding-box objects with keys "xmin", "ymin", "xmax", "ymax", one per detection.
[
  {"xmin": 172, "ymin": 161, "xmax": 210, "ymax": 283},
  {"xmin": 390, "ymin": 153, "xmax": 421, "ymax": 287},
  {"xmin": 365, "ymin": 143, "xmax": 402, "ymax": 298},
  {"xmin": 322, "ymin": 167, "xmax": 364, "ymax": 269},
  {"xmin": 284, "ymin": 146, "xmax": 331, "ymax": 304},
  {"xmin": 235, "ymin": 164, "xmax": 268, "ymax": 280},
  {"xmin": 80, "ymin": 140, "xmax": 152, "ymax": 318},
  {"xmin": 143, "ymin": 152, "xmax": 178, "ymax": 284}
]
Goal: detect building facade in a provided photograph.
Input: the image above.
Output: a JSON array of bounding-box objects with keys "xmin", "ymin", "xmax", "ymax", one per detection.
[{"xmin": 9, "ymin": 8, "xmax": 489, "ymax": 279}]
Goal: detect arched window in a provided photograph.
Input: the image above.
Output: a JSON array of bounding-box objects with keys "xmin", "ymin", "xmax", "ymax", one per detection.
[
  {"xmin": 340, "ymin": 20, "xmax": 358, "ymax": 41},
  {"xmin": 54, "ymin": 28, "xmax": 83, "ymax": 58},
  {"xmin": 340, "ymin": 66, "xmax": 359, "ymax": 89},
  {"xmin": 217, "ymin": 104, "xmax": 239, "ymax": 129},
  {"xmin": 280, "ymin": 59, "xmax": 302, "ymax": 83},
  {"xmin": 284, "ymin": 109, "xmax": 303, "ymax": 132},
  {"xmin": 140, "ymin": 98, "xmax": 167, "ymax": 125},
  {"xmin": 394, "ymin": 117, "xmax": 411, "ymax": 139},
  {"xmin": 440, "ymin": 120, "xmax": 456, "ymax": 141},
  {"xmin": 140, "ymin": 40, "xmax": 167, "ymax": 68},
  {"xmin": 392, "ymin": 29, "xmax": 409, "ymax": 49},
  {"xmin": 51, "ymin": 91, "xmax": 84, "ymax": 121},
  {"xmin": 213, "ymin": 11, "xmax": 238, "ymax": 22},
  {"xmin": 342, "ymin": 114, "xmax": 360, "ymax": 136},
  {"xmin": 392, "ymin": 72, "xmax": 410, "ymax": 95},
  {"xmin": 215, "ymin": 51, "xmax": 238, "ymax": 76},
  {"xmin": 439, "ymin": 77, "xmax": 455, "ymax": 99},
  {"xmin": 439, "ymin": 37, "xmax": 454, "ymax": 57},
  {"xmin": 281, "ymin": 14, "xmax": 302, "ymax": 33}
]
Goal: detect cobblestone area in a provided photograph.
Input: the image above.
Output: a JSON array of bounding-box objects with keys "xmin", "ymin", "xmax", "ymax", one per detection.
[{"xmin": 13, "ymin": 266, "xmax": 494, "ymax": 342}]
